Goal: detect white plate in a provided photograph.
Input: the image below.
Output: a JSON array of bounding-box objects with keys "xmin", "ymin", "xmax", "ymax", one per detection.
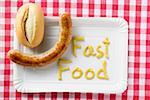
[{"xmin": 13, "ymin": 17, "xmax": 128, "ymax": 93}]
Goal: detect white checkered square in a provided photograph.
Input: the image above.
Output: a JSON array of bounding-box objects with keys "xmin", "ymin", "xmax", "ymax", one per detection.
[
  {"xmin": 82, "ymin": 0, "xmax": 89, "ymax": 4},
  {"xmin": 94, "ymin": 9, "xmax": 100, "ymax": 16},
  {"xmin": 129, "ymin": 45, "xmax": 135, "ymax": 51},
  {"xmin": 128, "ymin": 67, "xmax": 134, "ymax": 74},
  {"xmin": 0, "ymin": 18, "xmax": 5, "ymax": 28},
  {"xmin": 106, "ymin": 0, "xmax": 112, "ymax": 4},
  {"xmin": 82, "ymin": 9, "xmax": 88, "ymax": 15},
  {"xmin": 129, "ymin": 22, "xmax": 135, "ymax": 29},
  {"xmin": 127, "ymin": 90, "xmax": 134, "ymax": 98},
  {"xmin": 11, "ymin": 20, "xmax": 15, "ymax": 29},
  {"xmin": 80, "ymin": 93, "xmax": 86, "ymax": 99},
  {"xmin": 11, "ymin": 6, "xmax": 17, "ymax": 13},
  {"xmin": 140, "ymin": 45, "xmax": 146, "ymax": 52},
  {"xmin": 118, "ymin": 0, "xmax": 124, "ymax": 5},
  {"xmin": 130, "ymin": 1, "xmax": 136, "ymax": 6},
  {"xmin": 0, "ymin": 8, "xmax": 5, "ymax": 16},
  {"xmin": 104, "ymin": 94, "xmax": 110, "ymax": 100},
  {"xmin": 139, "ymin": 67, "xmax": 145, "ymax": 74},
  {"xmin": 47, "ymin": 8, "xmax": 53, "ymax": 13},
  {"xmin": 57, "ymin": 93, "xmax": 63, "ymax": 100},
  {"xmin": 71, "ymin": 8, "xmax": 77, "ymax": 15},
  {"xmin": 140, "ymin": 33, "xmax": 146, "ymax": 40},
  {"xmin": 33, "ymin": 94, "xmax": 40, "ymax": 100},
  {"xmin": 129, "ymin": 56, "xmax": 134, "ymax": 62},
  {"xmin": 0, "ymin": 69, "xmax": 4, "ymax": 80},
  {"xmin": 59, "ymin": 0, "xmax": 65, "ymax": 3},
  {"xmin": 140, "ymin": 56, "xmax": 146, "ymax": 63},
  {"xmin": 70, "ymin": 0, "xmax": 77, "ymax": 3},
  {"xmin": 45, "ymin": 93, "xmax": 51, "ymax": 100},
  {"xmin": 139, "ymin": 90, "xmax": 145, "ymax": 97},
  {"xmin": 118, "ymin": 10, "xmax": 124, "ymax": 16},
  {"xmin": 141, "ymin": 10, "xmax": 147, "ymax": 16},
  {"xmin": 140, "ymin": 22, "xmax": 147, "ymax": 29},
  {"xmin": 95, "ymin": 0, "xmax": 100, "ymax": 5},
  {"xmin": 116, "ymin": 95, "xmax": 122, "ymax": 99},
  {"xmin": 130, "ymin": 11, "xmax": 136, "ymax": 17},
  {"xmin": 141, "ymin": 0, "xmax": 148, "ymax": 6},
  {"xmin": 0, "ymin": 48, "xmax": 4, "ymax": 57},
  {"xmin": 129, "ymin": 33, "xmax": 135, "ymax": 40},
  {"xmin": 106, "ymin": 10, "xmax": 112, "ymax": 16},
  {"xmin": 59, "ymin": 8, "xmax": 66, "ymax": 14}
]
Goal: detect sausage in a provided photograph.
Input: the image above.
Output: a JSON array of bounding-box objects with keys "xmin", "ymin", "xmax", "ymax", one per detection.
[{"xmin": 7, "ymin": 13, "xmax": 72, "ymax": 67}]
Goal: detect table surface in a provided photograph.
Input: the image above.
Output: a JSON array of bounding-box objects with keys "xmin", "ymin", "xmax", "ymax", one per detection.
[{"xmin": 0, "ymin": 0, "xmax": 150, "ymax": 100}]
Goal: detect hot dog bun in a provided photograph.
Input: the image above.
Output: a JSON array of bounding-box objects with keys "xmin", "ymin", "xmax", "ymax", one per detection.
[{"xmin": 16, "ymin": 3, "xmax": 44, "ymax": 48}]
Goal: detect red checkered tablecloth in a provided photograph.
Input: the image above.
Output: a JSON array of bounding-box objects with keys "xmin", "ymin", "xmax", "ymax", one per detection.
[{"xmin": 0, "ymin": 0, "xmax": 150, "ymax": 99}]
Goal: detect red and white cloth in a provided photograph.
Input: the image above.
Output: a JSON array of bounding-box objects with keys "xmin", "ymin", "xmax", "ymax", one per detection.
[{"xmin": 0, "ymin": 0, "xmax": 150, "ymax": 99}]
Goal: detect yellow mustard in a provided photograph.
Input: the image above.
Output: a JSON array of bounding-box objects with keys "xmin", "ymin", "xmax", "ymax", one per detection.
[
  {"xmin": 103, "ymin": 38, "xmax": 110, "ymax": 59},
  {"xmin": 72, "ymin": 36, "xmax": 84, "ymax": 57},
  {"xmin": 96, "ymin": 45, "xmax": 104, "ymax": 59},
  {"xmin": 72, "ymin": 67, "xmax": 83, "ymax": 79},
  {"xmin": 96, "ymin": 60, "xmax": 109, "ymax": 80},
  {"xmin": 85, "ymin": 68, "xmax": 95, "ymax": 80},
  {"xmin": 83, "ymin": 45, "xmax": 94, "ymax": 57},
  {"xmin": 57, "ymin": 58, "xmax": 72, "ymax": 80}
]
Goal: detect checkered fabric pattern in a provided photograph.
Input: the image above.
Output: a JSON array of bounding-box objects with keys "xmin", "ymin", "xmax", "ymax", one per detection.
[{"xmin": 0, "ymin": 0, "xmax": 150, "ymax": 99}]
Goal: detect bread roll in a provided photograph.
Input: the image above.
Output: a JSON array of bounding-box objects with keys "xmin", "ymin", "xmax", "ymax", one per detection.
[{"xmin": 16, "ymin": 3, "xmax": 44, "ymax": 48}]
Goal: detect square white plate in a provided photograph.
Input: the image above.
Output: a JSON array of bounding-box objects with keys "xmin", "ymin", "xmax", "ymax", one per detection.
[{"xmin": 13, "ymin": 17, "xmax": 128, "ymax": 93}]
